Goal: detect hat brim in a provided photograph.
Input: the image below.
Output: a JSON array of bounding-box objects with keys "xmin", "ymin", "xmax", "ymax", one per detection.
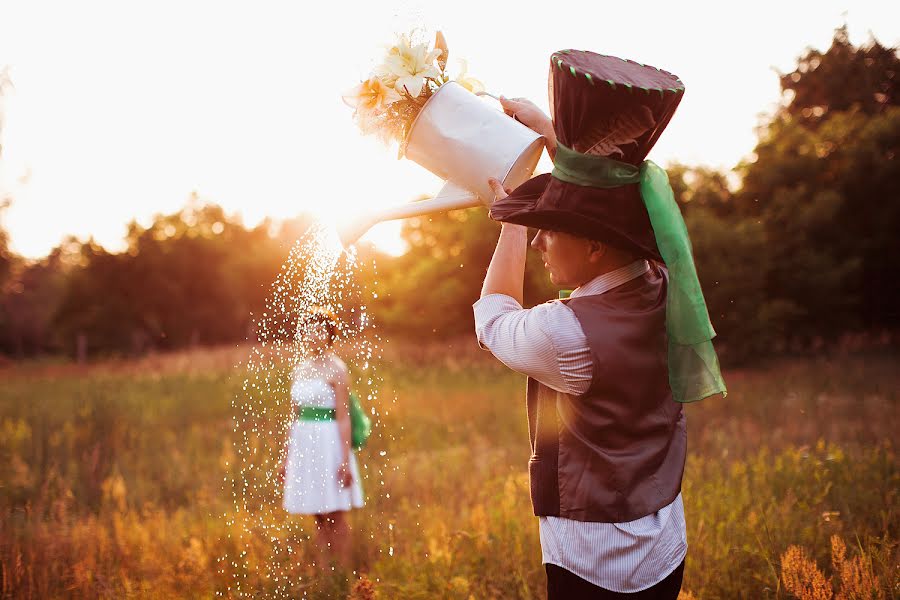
[{"xmin": 490, "ymin": 173, "xmax": 663, "ymax": 262}]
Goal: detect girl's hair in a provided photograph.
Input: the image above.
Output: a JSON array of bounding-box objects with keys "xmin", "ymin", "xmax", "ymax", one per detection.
[{"xmin": 302, "ymin": 307, "xmax": 338, "ymax": 346}]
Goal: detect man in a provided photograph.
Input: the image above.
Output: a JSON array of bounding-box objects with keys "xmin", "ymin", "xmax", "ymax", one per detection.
[{"xmin": 475, "ymin": 50, "xmax": 726, "ymax": 599}]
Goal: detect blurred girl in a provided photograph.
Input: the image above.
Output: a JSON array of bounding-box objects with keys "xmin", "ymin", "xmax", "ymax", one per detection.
[{"xmin": 280, "ymin": 309, "xmax": 363, "ymax": 567}]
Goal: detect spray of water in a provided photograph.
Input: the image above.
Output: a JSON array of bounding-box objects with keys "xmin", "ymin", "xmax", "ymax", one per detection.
[{"xmin": 217, "ymin": 222, "xmax": 395, "ymax": 597}]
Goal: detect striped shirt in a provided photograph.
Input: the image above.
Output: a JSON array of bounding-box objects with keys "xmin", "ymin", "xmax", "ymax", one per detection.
[{"xmin": 473, "ymin": 260, "xmax": 687, "ymax": 593}]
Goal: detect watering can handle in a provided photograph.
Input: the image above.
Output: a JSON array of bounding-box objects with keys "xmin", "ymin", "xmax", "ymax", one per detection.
[
  {"xmin": 476, "ymin": 91, "xmax": 523, "ymax": 124},
  {"xmin": 476, "ymin": 91, "xmax": 501, "ymax": 101}
]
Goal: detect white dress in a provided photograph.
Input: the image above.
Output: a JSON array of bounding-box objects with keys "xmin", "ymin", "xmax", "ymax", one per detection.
[{"xmin": 283, "ymin": 376, "xmax": 364, "ymax": 514}]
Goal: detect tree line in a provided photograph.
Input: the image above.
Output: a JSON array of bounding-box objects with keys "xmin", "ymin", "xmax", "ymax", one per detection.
[{"xmin": 0, "ymin": 27, "xmax": 897, "ymax": 363}]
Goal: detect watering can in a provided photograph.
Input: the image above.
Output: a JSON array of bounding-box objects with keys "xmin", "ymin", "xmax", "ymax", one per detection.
[{"xmin": 337, "ymin": 81, "xmax": 546, "ymax": 247}]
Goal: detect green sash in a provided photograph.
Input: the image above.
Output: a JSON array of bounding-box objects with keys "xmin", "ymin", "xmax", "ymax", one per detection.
[
  {"xmin": 294, "ymin": 394, "xmax": 371, "ymax": 450},
  {"xmin": 295, "ymin": 406, "xmax": 336, "ymax": 421}
]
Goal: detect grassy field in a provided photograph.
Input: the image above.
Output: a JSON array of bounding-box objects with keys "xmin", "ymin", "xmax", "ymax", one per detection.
[{"xmin": 1, "ymin": 340, "xmax": 897, "ymax": 599}]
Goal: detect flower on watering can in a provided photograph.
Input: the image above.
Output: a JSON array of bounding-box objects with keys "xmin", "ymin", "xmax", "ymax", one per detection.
[
  {"xmin": 345, "ymin": 31, "xmax": 483, "ymax": 146},
  {"xmin": 454, "ymin": 59, "xmax": 484, "ymax": 94},
  {"xmin": 379, "ymin": 34, "xmax": 442, "ymax": 98},
  {"xmin": 342, "ymin": 76, "xmax": 402, "ymax": 113}
]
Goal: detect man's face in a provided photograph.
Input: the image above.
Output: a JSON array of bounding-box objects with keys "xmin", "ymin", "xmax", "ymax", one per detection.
[{"xmin": 530, "ymin": 229, "xmax": 597, "ymax": 288}]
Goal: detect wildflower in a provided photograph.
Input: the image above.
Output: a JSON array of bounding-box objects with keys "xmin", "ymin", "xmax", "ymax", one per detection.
[
  {"xmin": 781, "ymin": 545, "xmax": 833, "ymax": 600},
  {"xmin": 831, "ymin": 535, "xmax": 883, "ymax": 600}
]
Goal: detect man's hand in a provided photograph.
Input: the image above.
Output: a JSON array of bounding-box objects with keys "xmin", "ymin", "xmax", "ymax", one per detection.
[
  {"xmin": 498, "ymin": 96, "xmax": 558, "ymax": 159},
  {"xmin": 488, "ymin": 178, "xmax": 513, "ymax": 204},
  {"xmin": 498, "ymin": 96, "xmax": 550, "ymax": 133}
]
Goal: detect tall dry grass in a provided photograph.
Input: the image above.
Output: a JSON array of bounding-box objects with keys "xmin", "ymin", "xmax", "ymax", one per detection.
[{"xmin": 1, "ymin": 343, "xmax": 897, "ymax": 598}]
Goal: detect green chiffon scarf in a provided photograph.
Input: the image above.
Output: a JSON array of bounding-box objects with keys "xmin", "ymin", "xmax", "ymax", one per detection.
[{"xmin": 552, "ymin": 143, "xmax": 726, "ymax": 403}]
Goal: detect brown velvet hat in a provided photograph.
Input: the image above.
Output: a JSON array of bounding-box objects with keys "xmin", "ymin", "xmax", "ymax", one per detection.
[{"xmin": 489, "ymin": 50, "xmax": 685, "ymax": 261}]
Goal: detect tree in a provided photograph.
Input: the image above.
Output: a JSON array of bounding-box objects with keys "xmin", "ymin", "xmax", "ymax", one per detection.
[
  {"xmin": 779, "ymin": 25, "xmax": 898, "ymax": 127},
  {"xmin": 368, "ymin": 207, "xmax": 554, "ymax": 338},
  {"xmin": 0, "ymin": 67, "xmax": 14, "ymax": 289},
  {"xmin": 51, "ymin": 203, "xmax": 296, "ymax": 356},
  {"xmin": 682, "ymin": 205, "xmax": 773, "ymax": 360},
  {"xmin": 0, "ymin": 244, "xmax": 73, "ymax": 356},
  {"xmin": 671, "ymin": 26, "xmax": 900, "ymax": 354},
  {"xmin": 0, "ymin": 200, "xmax": 11, "ymax": 291},
  {"xmin": 667, "ymin": 163, "xmax": 734, "ymax": 218},
  {"xmin": 739, "ymin": 25, "xmax": 900, "ymax": 333}
]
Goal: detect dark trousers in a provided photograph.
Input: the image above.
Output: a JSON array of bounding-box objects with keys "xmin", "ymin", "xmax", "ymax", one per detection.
[{"xmin": 546, "ymin": 560, "xmax": 685, "ymax": 600}]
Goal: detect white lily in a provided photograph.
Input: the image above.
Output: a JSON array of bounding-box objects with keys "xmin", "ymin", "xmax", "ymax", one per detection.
[
  {"xmin": 373, "ymin": 47, "xmax": 399, "ymax": 88},
  {"xmin": 454, "ymin": 59, "xmax": 484, "ymax": 94},
  {"xmin": 380, "ymin": 34, "xmax": 442, "ymax": 98}
]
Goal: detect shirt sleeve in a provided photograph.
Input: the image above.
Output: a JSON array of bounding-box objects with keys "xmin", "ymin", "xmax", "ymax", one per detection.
[{"xmin": 473, "ymin": 293, "xmax": 593, "ymax": 396}]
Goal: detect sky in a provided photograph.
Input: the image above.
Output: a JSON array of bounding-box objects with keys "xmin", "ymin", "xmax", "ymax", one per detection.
[{"xmin": 0, "ymin": 0, "xmax": 897, "ymax": 258}]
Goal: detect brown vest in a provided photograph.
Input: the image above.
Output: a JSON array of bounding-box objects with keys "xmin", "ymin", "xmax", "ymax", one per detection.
[{"xmin": 526, "ymin": 263, "xmax": 686, "ymax": 522}]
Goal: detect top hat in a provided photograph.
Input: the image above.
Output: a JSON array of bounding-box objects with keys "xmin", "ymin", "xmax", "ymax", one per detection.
[{"xmin": 488, "ymin": 50, "xmax": 685, "ymax": 261}]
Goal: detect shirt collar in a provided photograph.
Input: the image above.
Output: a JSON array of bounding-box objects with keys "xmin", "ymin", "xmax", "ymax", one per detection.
[{"xmin": 569, "ymin": 260, "xmax": 651, "ymax": 299}]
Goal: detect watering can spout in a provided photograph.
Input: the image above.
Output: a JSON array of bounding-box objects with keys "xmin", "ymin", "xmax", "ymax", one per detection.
[
  {"xmin": 337, "ymin": 182, "xmax": 483, "ymax": 249},
  {"xmin": 336, "ymin": 215, "xmax": 380, "ymax": 250}
]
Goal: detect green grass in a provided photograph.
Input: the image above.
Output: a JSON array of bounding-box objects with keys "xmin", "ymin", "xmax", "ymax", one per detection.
[{"xmin": 0, "ymin": 346, "xmax": 897, "ymax": 598}]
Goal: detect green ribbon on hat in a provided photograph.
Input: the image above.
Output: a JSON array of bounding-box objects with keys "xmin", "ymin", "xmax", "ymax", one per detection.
[
  {"xmin": 552, "ymin": 143, "xmax": 642, "ymax": 188},
  {"xmin": 551, "ymin": 143, "xmax": 726, "ymax": 403}
]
